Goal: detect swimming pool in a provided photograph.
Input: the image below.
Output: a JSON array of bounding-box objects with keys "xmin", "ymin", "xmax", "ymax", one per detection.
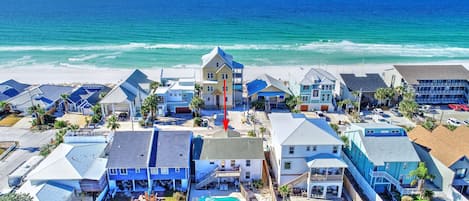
[{"xmin": 199, "ymin": 196, "xmax": 240, "ymax": 201}]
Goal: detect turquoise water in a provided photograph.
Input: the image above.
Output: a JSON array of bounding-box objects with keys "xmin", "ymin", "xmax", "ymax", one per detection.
[
  {"xmin": 1, "ymin": 0, "xmax": 469, "ymax": 69},
  {"xmin": 199, "ymin": 196, "xmax": 240, "ymax": 201}
]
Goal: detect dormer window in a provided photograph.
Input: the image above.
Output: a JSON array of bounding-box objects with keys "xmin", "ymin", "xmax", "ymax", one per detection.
[
  {"xmin": 222, "ymin": 74, "xmax": 228, "ymax": 79},
  {"xmin": 216, "ymin": 62, "xmax": 219, "ymax": 67},
  {"xmin": 208, "ymin": 72, "xmax": 214, "ymax": 79}
]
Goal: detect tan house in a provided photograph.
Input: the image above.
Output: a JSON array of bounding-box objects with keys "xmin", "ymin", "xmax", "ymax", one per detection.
[{"xmin": 200, "ymin": 47, "xmax": 243, "ymax": 109}]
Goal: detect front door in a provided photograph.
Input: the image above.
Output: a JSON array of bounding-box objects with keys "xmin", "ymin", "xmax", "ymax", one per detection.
[{"xmin": 216, "ymin": 95, "xmax": 220, "ymax": 108}]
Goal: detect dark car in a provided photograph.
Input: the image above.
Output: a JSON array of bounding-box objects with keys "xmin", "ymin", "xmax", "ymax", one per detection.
[{"xmin": 391, "ymin": 108, "xmax": 403, "ymax": 117}]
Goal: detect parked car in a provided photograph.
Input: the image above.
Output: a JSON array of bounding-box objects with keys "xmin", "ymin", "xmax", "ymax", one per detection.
[
  {"xmin": 463, "ymin": 119, "xmax": 469, "ymax": 125},
  {"xmin": 447, "ymin": 118, "xmax": 462, "ymax": 127},
  {"xmin": 460, "ymin": 104, "xmax": 469, "ymax": 112},
  {"xmin": 448, "ymin": 104, "xmax": 462, "ymax": 111},
  {"xmin": 372, "ymin": 108, "xmax": 384, "ymax": 115},
  {"xmin": 391, "ymin": 108, "xmax": 403, "ymax": 117}
]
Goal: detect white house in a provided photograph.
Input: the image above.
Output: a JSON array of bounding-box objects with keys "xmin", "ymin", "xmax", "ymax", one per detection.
[
  {"xmin": 155, "ymin": 78, "xmax": 195, "ymax": 116},
  {"xmin": 193, "ymin": 131, "xmax": 264, "ymax": 190},
  {"xmin": 17, "ymin": 143, "xmax": 108, "ymax": 201},
  {"xmin": 269, "ymin": 113, "xmax": 347, "ymax": 199},
  {"xmin": 100, "ymin": 69, "xmax": 154, "ymax": 118}
]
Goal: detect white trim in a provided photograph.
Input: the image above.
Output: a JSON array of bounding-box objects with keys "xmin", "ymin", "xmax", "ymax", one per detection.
[
  {"xmin": 120, "ymin": 168, "xmax": 128, "ymax": 175},
  {"xmin": 109, "ymin": 168, "xmax": 117, "ymax": 175}
]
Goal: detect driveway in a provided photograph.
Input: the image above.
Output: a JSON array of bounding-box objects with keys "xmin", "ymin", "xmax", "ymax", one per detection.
[{"xmin": 0, "ymin": 127, "xmax": 55, "ymax": 192}]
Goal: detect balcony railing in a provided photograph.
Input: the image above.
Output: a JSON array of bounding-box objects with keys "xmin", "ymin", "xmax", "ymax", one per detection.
[
  {"xmin": 370, "ymin": 171, "xmax": 419, "ymax": 195},
  {"xmin": 310, "ymin": 174, "xmax": 343, "ymax": 181}
]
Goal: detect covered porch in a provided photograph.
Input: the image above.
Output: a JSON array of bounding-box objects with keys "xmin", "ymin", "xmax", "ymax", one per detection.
[{"xmin": 305, "ymin": 157, "xmax": 348, "ymax": 199}]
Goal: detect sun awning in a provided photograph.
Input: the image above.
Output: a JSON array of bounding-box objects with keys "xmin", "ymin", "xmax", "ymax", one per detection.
[
  {"xmin": 257, "ymin": 92, "xmax": 286, "ymax": 97},
  {"xmin": 307, "ymin": 158, "xmax": 348, "ymax": 168}
]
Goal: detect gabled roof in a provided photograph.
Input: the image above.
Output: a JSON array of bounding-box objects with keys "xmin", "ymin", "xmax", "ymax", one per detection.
[
  {"xmin": 36, "ymin": 85, "xmax": 75, "ymax": 103},
  {"xmin": 269, "ymin": 113, "xmax": 343, "ymax": 146},
  {"xmin": 27, "ymin": 143, "xmax": 107, "ymax": 181},
  {"xmin": 100, "ymin": 69, "xmax": 152, "ymax": 104},
  {"xmin": 408, "ymin": 125, "xmax": 469, "ymax": 167},
  {"xmin": 247, "ymin": 74, "xmax": 292, "ymax": 97},
  {"xmin": 394, "ymin": 65, "xmax": 469, "ymax": 85},
  {"xmin": 340, "ymin": 73, "xmax": 387, "ymax": 92},
  {"xmin": 0, "ymin": 79, "xmax": 30, "ymax": 93},
  {"xmin": 153, "ymin": 131, "xmax": 192, "ymax": 168},
  {"xmin": 300, "ymin": 68, "xmax": 336, "ymax": 85},
  {"xmin": 201, "ymin": 47, "xmax": 234, "ymax": 68},
  {"xmin": 17, "ymin": 181, "xmax": 74, "ymax": 201},
  {"xmin": 107, "ymin": 131, "xmax": 152, "ymax": 168},
  {"xmin": 194, "ymin": 137, "xmax": 264, "ymax": 160},
  {"xmin": 68, "ymin": 84, "xmax": 110, "ymax": 104},
  {"xmin": 361, "ymin": 136, "xmax": 420, "ymax": 166}
]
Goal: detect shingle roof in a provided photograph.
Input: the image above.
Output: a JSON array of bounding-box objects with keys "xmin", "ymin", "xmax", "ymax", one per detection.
[
  {"xmin": 27, "ymin": 143, "xmax": 107, "ymax": 181},
  {"xmin": 100, "ymin": 69, "xmax": 152, "ymax": 104},
  {"xmin": 408, "ymin": 125, "xmax": 469, "ymax": 167},
  {"xmin": 154, "ymin": 131, "xmax": 192, "ymax": 168},
  {"xmin": 37, "ymin": 85, "xmax": 75, "ymax": 102},
  {"xmin": 340, "ymin": 73, "xmax": 387, "ymax": 92},
  {"xmin": 394, "ymin": 65, "xmax": 469, "ymax": 85},
  {"xmin": 300, "ymin": 68, "xmax": 336, "ymax": 85},
  {"xmin": 247, "ymin": 74, "xmax": 292, "ymax": 97},
  {"xmin": 107, "ymin": 131, "xmax": 152, "ymax": 168},
  {"xmin": 17, "ymin": 181, "xmax": 74, "ymax": 201},
  {"xmin": 194, "ymin": 137, "xmax": 264, "ymax": 160},
  {"xmin": 269, "ymin": 113, "xmax": 343, "ymax": 146},
  {"xmin": 0, "ymin": 79, "xmax": 30, "ymax": 93},
  {"xmin": 361, "ymin": 136, "xmax": 420, "ymax": 166},
  {"xmin": 201, "ymin": 47, "xmax": 234, "ymax": 68}
]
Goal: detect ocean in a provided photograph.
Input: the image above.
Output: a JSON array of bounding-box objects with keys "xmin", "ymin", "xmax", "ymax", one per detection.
[{"xmin": 1, "ymin": 0, "xmax": 469, "ymax": 69}]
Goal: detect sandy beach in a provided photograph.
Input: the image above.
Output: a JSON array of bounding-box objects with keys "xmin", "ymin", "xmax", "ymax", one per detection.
[{"xmin": 0, "ymin": 61, "xmax": 468, "ymax": 85}]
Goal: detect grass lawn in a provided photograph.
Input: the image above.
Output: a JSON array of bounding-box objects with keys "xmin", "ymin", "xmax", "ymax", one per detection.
[{"xmin": 0, "ymin": 114, "xmax": 22, "ymax": 127}]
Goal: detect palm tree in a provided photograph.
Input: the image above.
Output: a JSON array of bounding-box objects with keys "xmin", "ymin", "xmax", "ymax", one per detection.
[
  {"xmin": 68, "ymin": 124, "xmax": 80, "ymax": 131},
  {"xmin": 410, "ymin": 162, "xmax": 434, "ymax": 200},
  {"xmin": 286, "ymin": 95, "xmax": 301, "ymax": 111},
  {"xmin": 143, "ymin": 95, "xmax": 158, "ymax": 120},
  {"xmin": 194, "ymin": 83, "xmax": 202, "ymax": 97},
  {"xmin": 150, "ymin": 81, "xmax": 160, "ymax": 94},
  {"xmin": 394, "ymin": 86, "xmax": 406, "ymax": 102},
  {"xmin": 399, "ymin": 99, "xmax": 418, "ymax": 118},
  {"xmin": 60, "ymin": 94, "xmax": 70, "ymax": 113},
  {"xmin": 106, "ymin": 115, "xmax": 120, "ymax": 132},
  {"xmin": 383, "ymin": 87, "xmax": 395, "ymax": 106},
  {"xmin": 0, "ymin": 101, "xmax": 11, "ymax": 113},
  {"xmin": 374, "ymin": 88, "xmax": 387, "ymax": 106},
  {"xmin": 28, "ymin": 104, "xmax": 45, "ymax": 126},
  {"xmin": 279, "ymin": 185, "xmax": 291, "ymax": 201},
  {"xmin": 189, "ymin": 96, "xmax": 204, "ymax": 117},
  {"xmin": 259, "ymin": 126, "xmax": 266, "ymax": 139}
]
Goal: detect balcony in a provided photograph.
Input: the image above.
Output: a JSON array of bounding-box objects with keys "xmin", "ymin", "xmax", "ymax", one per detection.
[{"xmin": 370, "ymin": 171, "xmax": 419, "ymax": 195}]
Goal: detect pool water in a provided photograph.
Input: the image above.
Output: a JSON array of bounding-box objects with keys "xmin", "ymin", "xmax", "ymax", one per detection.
[{"xmin": 199, "ymin": 196, "xmax": 240, "ymax": 201}]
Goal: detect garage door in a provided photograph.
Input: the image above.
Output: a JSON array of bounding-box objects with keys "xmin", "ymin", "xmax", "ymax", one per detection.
[
  {"xmin": 175, "ymin": 107, "xmax": 191, "ymax": 113},
  {"xmin": 300, "ymin": 105, "xmax": 308, "ymax": 111},
  {"xmin": 320, "ymin": 105, "xmax": 329, "ymax": 111}
]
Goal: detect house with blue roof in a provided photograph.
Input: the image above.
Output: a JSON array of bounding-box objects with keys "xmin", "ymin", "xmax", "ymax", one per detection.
[
  {"xmin": 100, "ymin": 69, "xmax": 154, "ymax": 118},
  {"xmin": 343, "ymin": 123, "xmax": 421, "ymax": 196},
  {"xmin": 246, "ymin": 74, "xmax": 293, "ymax": 110},
  {"xmin": 63, "ymin": 84, "xmax": 110, "ymax": 115},
  {"xmin": 269, "ymin": 113, "xmax": 347, "ymax": 199},
  {"xmin": 298, "ymin": 68, "xmax": 338, "ymax": 112},
  {"xmin": 106, "ymin": 128, "xmax": 192, "ymax": 196},
  {"xmin": 7, "ymin": 84, "xmax": 74, "ymax": 115},
  {"xmin": 155, "ymin": 78, "xmax": 194, "ymax": 116},
  {"xmin": 0, "ymin": 79, "xmax": 30, "ymax": 101}
]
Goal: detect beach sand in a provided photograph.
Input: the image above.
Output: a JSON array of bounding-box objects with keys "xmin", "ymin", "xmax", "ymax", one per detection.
[{"xmin": 0, "ymin": 61, "xmax": 468, "ymax": 85}]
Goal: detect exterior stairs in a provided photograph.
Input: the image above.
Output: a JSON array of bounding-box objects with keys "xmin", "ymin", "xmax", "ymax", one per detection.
[{"xmin": 283, "ymin": 172, "xmax": 309, "ymax": 186}]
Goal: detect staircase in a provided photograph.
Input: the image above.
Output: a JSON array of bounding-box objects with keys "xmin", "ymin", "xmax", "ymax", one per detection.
[
  {"xmin": 371, "ymin": 171, "xmax": 419, "ymax": 195},
  {"xmin": 195, "ymin": 168, "xmax": 218, "ymax": 189},
  {"xmin": 283, "ymin": 172, "xmax": 309, "ymax": 186}
]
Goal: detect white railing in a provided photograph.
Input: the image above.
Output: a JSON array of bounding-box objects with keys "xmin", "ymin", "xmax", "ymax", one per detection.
[{"xmin": 370, "ymin": 171, "xmax": 419, "ymax": 195}]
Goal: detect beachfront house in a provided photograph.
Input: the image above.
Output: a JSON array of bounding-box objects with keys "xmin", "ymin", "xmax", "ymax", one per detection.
[
  {"xmin": 160, "ymin": 68, "xmax": 196, "ymax": 85},
  {"xmin": 0, "ymin": 79, "xmax": 30, "ymax": 101},
  {"xmin": 100, "ymin": 69, "xmax": 154, "ymax": 119},
  {"xmin": 269, "ymin": 113, "xmax": 346, "ymax": 199},
  {"xmin": 246, "ymin": 73, "xmax": 293, "ymax": 111},
  {"xmin": 155, "ymin": 78, "xmax": 195, "ymax": 116},
  {"xmin": 339, "ymin": 73, "xmax": 388, "ymax": 107},
  {"xmin": 17, "ymin": 143, "xmax": 108, "ymax": 201},
  {"xmin": 408, "ymin": 126, "xmax": 469, "ymax": 198},
  {"xmin": 61, "ymin": 84, "xmax": 110, "ymax": 115},
  {"xmin": 192, "ymin": 130, "xmax": 264, "ymax": 190},
  {"xmin": 298, "ymin": 68, "xmax": 338, "ymax": 112},
  {"xmin": 7, "ymin": 84, "xmax": 74, "ymax": 116},
  {"xmin": 343, "ymin": 123, "xmax": 420, "ymax": 196},
  {"xmin": 106, "ymin": 128, "xmax": 192, "ymax": 196},
  {"xmin": 383, "ymin": 65, "xmax": 469, "ymax": 104},
  {"xmin": 200, "ymin": 47, "xmax": 243, "ymax": 109}
]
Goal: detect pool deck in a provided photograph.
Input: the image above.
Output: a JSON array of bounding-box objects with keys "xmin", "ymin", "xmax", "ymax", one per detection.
[{"xmin": 189, "ymin": 188, "xmax": 246, "ymax": 201}]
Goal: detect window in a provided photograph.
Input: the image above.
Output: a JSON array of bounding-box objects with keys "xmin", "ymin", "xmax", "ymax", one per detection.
[
  {"xmin": 207, "ymin": 97, "xmax": 210, "ymax": 101},
  {"xmin": 135, "ymin": 168, "xmax": 141, "ymax": 173},
  {"xmin": 216, "ymin": 62, "xmax": 219, "ymax": 67},
  {"xmin": 109, "ymin": 169, "xmax": 117, "ymax": 175},
  {"xmin": 120, "ymin": 168, "xmax": 128, "ymax": 175},
  {"xmin": 313, "ymin": 146, "xmax": 317, "ymax": 151},
  {"xmin": 456, "ymin": 168, "xmax": 467, "ymax": 179},
  {"xmin": 222, "ymin": 73, "xmax": 228, "ymax": 79},
  {"xmin": 403, "ymin": 163, "xmax": 407, "ymax": 170},
  {"xmin": 289, "ymin": 146, "xmax": 295, "ymax": 154},
  {"xmin": 231, "ymin": 160, "xmax": 236, "ymax": 167},
  {"xmin": 175, "ymin": 168, "xmax": 180, "ymax": 173},
  {"xmin": 332, "ymin": 146, "xmax": 338, "ymax": 154},
  {"xmin": 301, "ymin": 96, "xmax": 309, "ymax": 102},
  {"xmin": 209, "ymin": 161, "xmax": 215, "ymax": 165},
  {"xmin": 224, "ymin": 86, "xmax": 229, "ymax": 91},
  {"xmin": 306, "ymin": 146, "xmax": 311, "ymax": 151},
  {"xmin": 302, "ymin": 85, "xmax": 310, "ymax": 90},
  {"xmin": 385, "ymin": 163, "xmax": 390, "ymax": 170},
  {"xmin": 246, "ymin": 160, "xmax": 251, "ymax": 167},
  {"xmin": 207, "ymin": 86, "xmax": 214, "ymax": 92},
  {"xmin": 284, "ymin": 162, "xmax": 291, "ymax": 170},
  {"xmin": 312, "ymin": 90, "xmax": 319, "ymax": 97},
  {"xmin": 150, "ymin": 167, "xmax": 158, "ymax": 175},
  {"xmin": 208, "ymin": 72, "xmax": 214, "ymax": 79},
  {"xmin": 245, "ymin": 171, "xmax": 251, "ymax": 180},
  {"xmin": 160, "ymin": 168, "xmax": 169, "ymax": 175}
]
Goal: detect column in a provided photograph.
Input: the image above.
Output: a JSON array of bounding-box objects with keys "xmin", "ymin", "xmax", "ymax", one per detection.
[
  {"xmin": 112, "ymin": 103, "xmax": 115, "ymax": 114},
  {"xmin": 101, "ymin": 104, "xmax": 106, "ymax": 118},
  {"xmin": 132, "ymin": 180, "xmax": 136, "ymax": 191},
  {"xmin": 322, "ymin": 185, "xmax": 327, "ymax": 198},
  {"xmin": 147, "ymin": 168, "xmax": 152, "ymax": 193},
  {"xmin": 307, "ymin": 168, "xmax": 311, "ymax": 198},
  {"xmin": 173, "ymin": 179, "xmax": 176, "ymax": 190},
  {"xmin": 128, "ymin": 102, "xmax": 133, "ymax": 117},
  {"xmin": 337, "ymin": 185, "xmax": 343, "ymax": 198}
]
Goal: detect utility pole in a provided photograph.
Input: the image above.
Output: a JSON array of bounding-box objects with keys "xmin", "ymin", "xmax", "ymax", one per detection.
[{"xmin": 357, "ymin": 88, "xmax": 363, "ymax": 115}]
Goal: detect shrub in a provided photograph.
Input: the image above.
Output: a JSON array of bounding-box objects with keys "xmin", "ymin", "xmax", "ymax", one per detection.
[
  {"xmin": 173, "ymin": 192, "xmax": 186, "ymax": 201},
  {"xmin": 193, "ymin": 117, "xmax": 202, "ymax": 127},
  {"xmin": 401, "ymin": 195, "xmax": 413, "ymax": 201},
  {"xmin": 54, "ymin": 120, "xmax": 68, "ymax": 129},
  {"xmin": 446, "ymin": 124, "xmax": 458, "ymax": 131},
  {"xmin": 330, "ymin": 123, "xmax": 340, "ymax": 134},
  {"xmin": 247, "ymin": 130, "xmax": 256, "ymax": 137},
  {"xmin": 252, "ymin": 179, "xmax": 263, "ymax": 189},
  {"xmin": 251, "ymin": 101, "xmax": 265, "ymax": 110},
  {"xmin": 39, "ymin": 144, "xmax": 52, "ymax": 156}
]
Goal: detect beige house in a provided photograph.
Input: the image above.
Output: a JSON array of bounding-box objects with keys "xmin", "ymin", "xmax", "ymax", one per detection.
[{"xmin": 200, "ymin": 47, "xmax": 244, "ymax": 109}]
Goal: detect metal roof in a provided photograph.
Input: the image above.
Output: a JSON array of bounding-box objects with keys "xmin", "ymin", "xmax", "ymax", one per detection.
[
  {"xmin": 340, "ymin": 73, "xmax": 387, "ymax": 92},
  {"xmin": 247, "ymin": 74, "xmax": 292, "ymax": 97},
  {"xmin": 362, "ymin": 136, "xmax": 420, "ymax": 166},
  {"xmin": 153, "ymin": 131, "xmax": 192, "ymax": 168},
  {"xmin": 194, "ymin": 137, "xmax": 264, "ymax": 160},
  {"xmin": 107, "ymin": 131, "xmax": 152, "ymax": 168},
  {"xmin": 394, "ymin": 65, "xmax": 469, "ymax": 84}
]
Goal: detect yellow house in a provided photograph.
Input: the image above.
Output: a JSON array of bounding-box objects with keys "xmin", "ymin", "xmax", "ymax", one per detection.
[{"xmin": 200, "ymin": 47, "xmax": 243, "ymax": 109}]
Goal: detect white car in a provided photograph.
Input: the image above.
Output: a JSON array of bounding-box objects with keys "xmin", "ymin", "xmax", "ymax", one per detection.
[
  {"xmin": 447, "ymin": 118, "xmax": 462, "ymax": 127},
  {"xmin": 463, "ymin": 119, "xmax": 469, "ymax": 125},
  {"xmin": 373, "ymin": 108, "xmax": 384, "ymax": 114}
]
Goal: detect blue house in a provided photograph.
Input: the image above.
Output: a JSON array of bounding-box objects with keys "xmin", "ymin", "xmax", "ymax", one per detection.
[
  {"xmin": 64, "ymin": 84, "xmax": 110, "ymax": 115},
  {"xmin": 0, "ymin": 79, "xmax": 30, "ymax": 101},
  {"xmin": 343, "ymin": 123, "xmax": 421, "ymax": 196},
  {"xmin": 298, "ymin": 68, "xmax": 337, "ymax": 112},
  {"xmin": 106, "ymin": 128, "xmax": 192, "ymax": 195},
  {"xmin": 155, "ymin": 79, "xmax": 195, "ymax": 116},
  {"xmin": 246, "ymin": 74, "xmax": 293, "ymax": 110}
]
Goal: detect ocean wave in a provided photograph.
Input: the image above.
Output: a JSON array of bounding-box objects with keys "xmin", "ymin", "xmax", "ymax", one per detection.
[
  {"xmin": 68, "ymin": 52, "xmax": 121, "ymax": 62},
  {"xmin": 1, "ymin": 41, "xmax": 469, "ymax": 58}
]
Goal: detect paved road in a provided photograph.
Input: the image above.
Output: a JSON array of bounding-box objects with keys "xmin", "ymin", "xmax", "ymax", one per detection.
[{"xmin": 0, "ymin": 127, "xmax": 55, "ymax": 192}]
